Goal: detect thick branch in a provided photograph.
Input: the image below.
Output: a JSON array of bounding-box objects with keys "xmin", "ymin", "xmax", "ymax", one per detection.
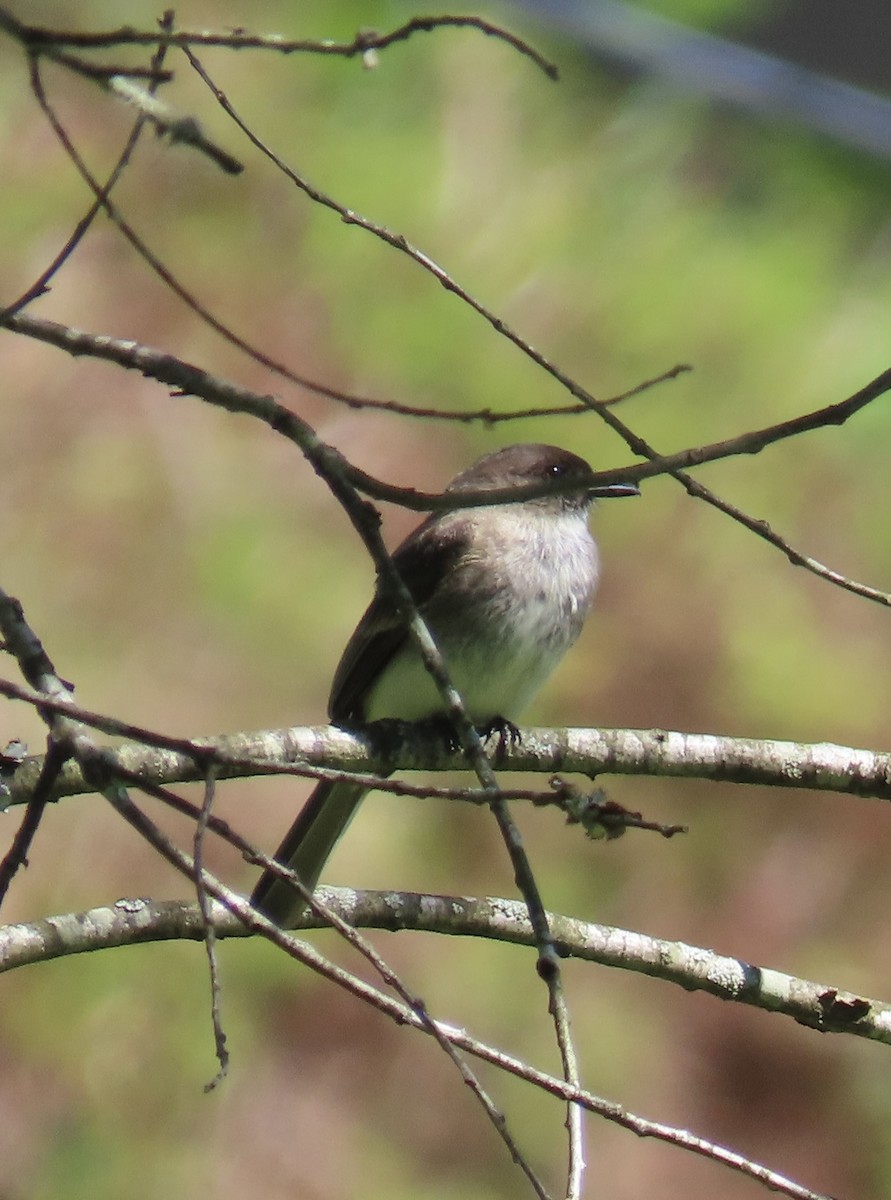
[
  {"xmin": 3, "ymin": 891, "xmax": 888, "ymax": 1049},
  {"xmin": 4, "ymin": 703, "xmax": 890, "ymax": 806}
]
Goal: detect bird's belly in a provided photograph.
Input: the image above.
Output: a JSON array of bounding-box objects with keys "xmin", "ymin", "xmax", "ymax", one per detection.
[{"xmin": 365, "ymin": 592, "xmax": 583, "ymax": 723}]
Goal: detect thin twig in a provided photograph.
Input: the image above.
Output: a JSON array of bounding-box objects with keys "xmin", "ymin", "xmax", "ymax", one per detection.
[
  {"xmin": 0, "ymin": 588, "xmax": 80, "ymax": 903},
  {"xmin": 551, "ymin": 970, "xmax": 585, "ymax": 1200},
  {"xmin": 246, "ymin": 849, "xmax": 554, "ymax": 1199},
  {"xmin": 187, "ymin": 50, "xmax": 686, "ymax": 427},
  {"xmin": 18, "ymin": 58, "xmax": 427, "ymax": 411},
  {"xmin": 182, "ymin": 48, "xmax": 891, "ymax": 605},
  {"xmin": 194, "ymin": 768, "xmax": 229, "ymax": 1090},
  {"xmin": 0, "ymin": 12, "xmax": 558, "ymax": 79},
  {"xmin": 4, "ymin": 305, "xmax": 889, "ymax": 609},
  {"xmin": 0, "ymin": 887, "xmax": 837, "ymax": 1200},
  {"xmin": 12, "ymin": 52, "xmax": 596, "ymax": 425},
  {"xmin": 2, "ymin": 13, "xmax": 172, "ymax": 317},
  {"xmin": 0, "ymin": 739, "xmax": 68, "ymax": 906},
  {"xmin": 103, "ymin": 769, "xmax": 553, "ymax": 1199}
]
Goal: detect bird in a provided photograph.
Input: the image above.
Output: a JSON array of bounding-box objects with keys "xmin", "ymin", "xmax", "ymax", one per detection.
[{"xmin": 250, "ymin": 443, "xmax": 639, "ymax": 926}]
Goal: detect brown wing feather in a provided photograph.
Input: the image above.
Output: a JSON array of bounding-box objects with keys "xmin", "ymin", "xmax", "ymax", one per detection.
[{"xmin": 329, "ymin": 515, "xmax": 469, "ymax": 723}]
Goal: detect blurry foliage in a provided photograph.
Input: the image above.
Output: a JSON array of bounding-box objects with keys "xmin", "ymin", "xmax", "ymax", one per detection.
[{"xmin": 1, "ymin": 1, "xmax": 891, "ymax": 1198}]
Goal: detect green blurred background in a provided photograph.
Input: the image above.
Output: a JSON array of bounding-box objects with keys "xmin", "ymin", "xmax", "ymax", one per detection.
[{"xmin": 2, "ymin": 1, "xmax": 891, "ymax": 1197}]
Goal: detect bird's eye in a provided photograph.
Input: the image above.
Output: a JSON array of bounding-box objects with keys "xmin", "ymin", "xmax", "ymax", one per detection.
[{"xmin": 549, "ymin": 462, "xmax": 566, "ymax": 477}]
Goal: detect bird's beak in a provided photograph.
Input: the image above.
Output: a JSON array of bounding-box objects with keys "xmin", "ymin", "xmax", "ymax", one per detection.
[{"xmin": 588, "ymin": 481, "xmax": 640, "ymax": 499}]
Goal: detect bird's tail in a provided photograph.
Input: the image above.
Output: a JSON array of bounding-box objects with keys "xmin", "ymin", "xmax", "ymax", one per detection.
[{"xmin": 250, "ymin": 779, "xmax": 367, "ymax": 927}]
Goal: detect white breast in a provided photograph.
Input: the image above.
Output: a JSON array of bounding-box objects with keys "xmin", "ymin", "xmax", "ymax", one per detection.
[{"xmin": 366, "ymin": 507, "xmax": 599, "ymax": 723}]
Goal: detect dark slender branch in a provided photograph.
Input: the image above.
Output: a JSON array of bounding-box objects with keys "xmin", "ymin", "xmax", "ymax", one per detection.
[
  {"xmin": 13, "ymin": 69, "xmax": 428, "ymax": 409},
  {"xmin": 13, "ymin": 49, "xmax": 609, "ymax": 425},
  {"xmin": 37, "ymin": 49, "xmax": 171, "ymax": 84},
  {"xmin": 193, "ymin": 770, "xmax": 229, "ymax": 1091},
  {"xmin": 0, "ymin": 739, "xmax": 68, "ymax": 905},
  {"xmin": 181, "ymin": 46, "xmax": 891, "ymax": 610},
  {"xmin": 350, "ymin": 17, "xmax": 558, "ymax": 79},
  {"xmin": 0, "ymin": 311, "xmax": 880, "ymax": 505},
  {"xmin": 13, "ymin": 67, "xmax": 890, "ymax": 613},
  {"xmin": 2, "ymin": 311, "xmax": 889, "ymax": 605},
  {"xmin": 3, "ymin": 16, "xmax": 173, "ymax": 317},
  {"xmin": 0, "ymin": 588, "xmax": 81, "ymax": 903},
  {"xmin": 0, "ymin": 12, "xmax": 557, "ymax": 79}
]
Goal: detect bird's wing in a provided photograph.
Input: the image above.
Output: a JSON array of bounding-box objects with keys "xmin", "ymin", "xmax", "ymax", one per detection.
[{"xmin": 329, "ymin": 514, "xmax": 469, "ymax": 723}]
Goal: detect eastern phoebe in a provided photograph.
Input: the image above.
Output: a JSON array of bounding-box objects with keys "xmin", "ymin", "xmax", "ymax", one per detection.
[{"xmin": 251, "ymin": 443, "xmax": 638, "ymax": 925}]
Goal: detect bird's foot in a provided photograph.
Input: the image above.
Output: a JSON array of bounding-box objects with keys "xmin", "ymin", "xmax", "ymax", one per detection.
[{"xmin": 478, "ymin": 715, "xmax": 522, "ymax": 762}]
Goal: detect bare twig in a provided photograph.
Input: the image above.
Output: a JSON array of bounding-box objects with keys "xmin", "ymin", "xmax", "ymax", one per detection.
[
  {"xmin": 550, "ymin": 967, "xmax": 585, "ymax": 1199},
  {"xmin": 0, "ymin": 12, "xmax": 557, "ymax": 78},
  {"xmin": 11, "ymin": 75, "xmax": 890, "ymax": 611},
  {"xmin": 12, "ymin": 52, "xmax": 613, "ymax": 426},
  {"xmin": 246, "ymin": 848, "xmax": 554, "ymax": 1199},
  {"xmin": 102, "ymin": 770, "xmax": 554, "ymax": 1199},
  {"xmin": 181, "ymin": 51, "xmax": 891, "ymax": 606},
  {"xmin": 0, "ymin": 589, "xmax": 79, "ymax": 903},
  {"xmin": 16, "ymin": 61, "xmax": 431, "ymax": 413},
  {"xmin": 3, "ymin": 310, "xmax": 889, "ymax": 516},
  {"xmin": 0, "ymin": 892, "xmax": 837, "ymax": 1200},
  {"xmin": 4, "ymin": 305, "xmax": 890, "ymax": 614},
  {"xmin": 194, "ymin": 769, "xmax": 229, "ymax": 1091},
  {"xmin": 2, "ymin": 12, "xmax": 173, "ymax": 317},
  {"xmin": 106, "ymin": 74, "xmax": 243, "ymax": 174}
]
